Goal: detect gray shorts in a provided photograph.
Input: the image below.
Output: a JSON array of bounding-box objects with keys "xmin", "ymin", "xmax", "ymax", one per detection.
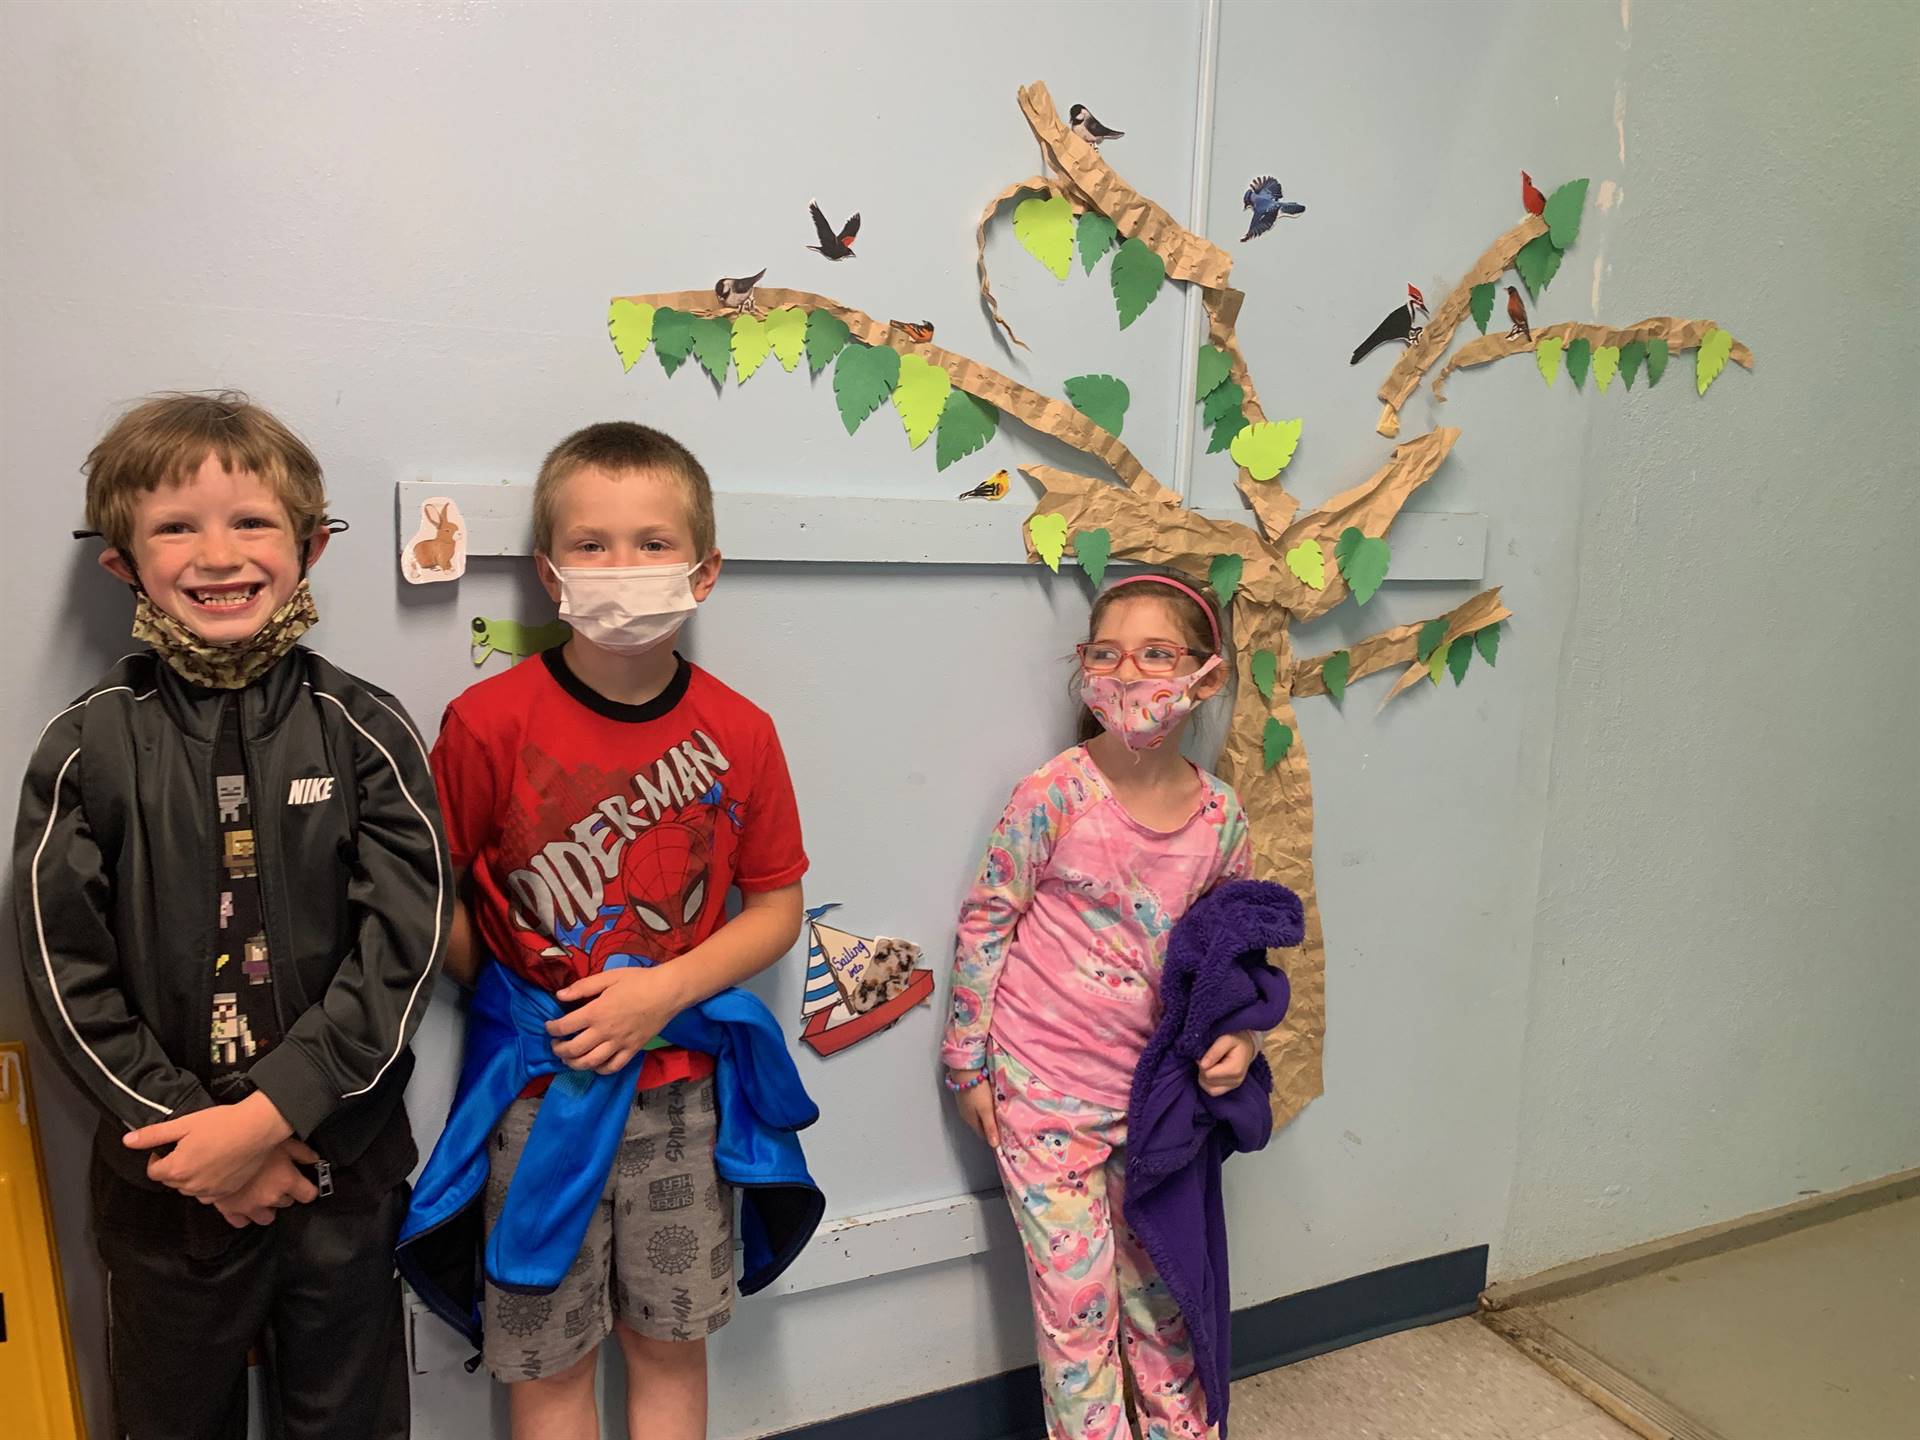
[{"xmin": 481, "ymin": 1076, "xmax": 734, "ymax": 1382}]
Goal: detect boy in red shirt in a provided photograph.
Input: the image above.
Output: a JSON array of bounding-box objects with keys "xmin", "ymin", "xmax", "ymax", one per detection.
[{"xmin": 429, "ymin": 422, "xmax": 806, "ymax": 1439}]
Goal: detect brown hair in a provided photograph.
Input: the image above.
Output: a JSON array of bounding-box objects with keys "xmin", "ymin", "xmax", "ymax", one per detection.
[
  {"xmin": 84, "ymin": 391, "xmax": 327, "ymax": 553},
  {"xmin": 532, "ymin": 422, "xmax": 716, "ymax": 558},
  {"xmin": 1074, "ymin": 571, "xmax": 1230, "ymax": 743}
]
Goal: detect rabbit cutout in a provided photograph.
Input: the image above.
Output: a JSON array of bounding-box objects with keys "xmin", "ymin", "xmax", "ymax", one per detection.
[{"xmin": 400, "ymin": 496, "xmax": 467, "ymax": 584}]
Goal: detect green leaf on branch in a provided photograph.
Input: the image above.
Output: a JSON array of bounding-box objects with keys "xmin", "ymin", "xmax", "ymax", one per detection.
[
  {"xmin": 1251, "ymin": 650, "xmax": 1278, "ymax": 701},
  {"xmin": 892, "ymin": 353, "xmax": 951, "ymax": 448},
  {"xmin": 689, "ymin": 316, "xmax": 732, "ymax": 383},
  {"xmin": 832, "ymin": 342, "xmax": 901, "ymax": 435},
  {"xmin": 1334, "ymin": 527, "xmax": 1391, "ymax": 606},
  {"xmin": 1514, "ymin": 233, "xmax": 1563, "ymax": 300},
  {"xmin": 765, "ymin": 307, "xmax": 807, "ymax": 372},
  {"xmin": 1207, "ymin": 407, "xmax": 1248, "ymax": 454},
  {"xmin": 1322, "ymin": 650, "xmax": 1351, "ymax": 703},
  {"xmin": 1263, "ymin": 717, "xmax": 1293, "ymax": 769},
  {"xmin": 1209, "ymin": 553, "xmax": 1243, "ymax": 608},
  {"xmin": 1475, "ymin": 626, "xmax": 1501, "ymax": 666},
  {"xmin": 1646, "ymin": 338, "xmax": 1671, "ymax": 386},
  {"xmin": 731, "ymin": 314, "xmax": 772, "ymax": 383},
  {"xmin": 1536, "ymin": 335, "xmax": 1565, "ymax": 387},
  {"xmin": 1196, "ymin": 344, "xmax": 1232, "ymax": 401},
  {"xmin": 1543, "ymin": 178, "xmax": 1590, "ymax": 250},
  {"xmin": 1229, "ymin": 419, "xmax": 1303, "ymax": 482},
  {"xmin": 1417, "ymin": 619, "xmax": 1450, "ymax": 664},
  {"xmin": 1064, "ymin": 373, "xmax": 1131, "ymax": 438},
  {"xmin": 1029, "ymin": 513, "xmax": 1068, "ymax": 572},
  {"xmin": 609, "ymin": 300, "xmax": 655, "ymax": 371},
  {"xmin": 1469, "ymin": 283, "xmax": 1496, "ymax": 334},
  {"xmin": 1075, "ymin": 527, "xmax": 1112, "ymax": 586},
  {"xmin": 1566, "ymin": 337, "xmax": 1591, "ymax": 389},
  {"xmin": 1449, "ymin": 635, "xmax": 1474, "ymax": 684},
  {"xmin": 1203, "ymin": 380, "xmax": 1244, "ymax": 427},
  {"xmin": 1696, "ymin": 327, "xmax": 1734, "ymax": 396},
  {"xmin": 1077, "ymin": 212, "xmax": 1119, "ymax": 274},
  {"xmin": 653, "ymin": 308, "xmax": 695, "ymax": 377},
  {"xmin": 1619, "ymin": 339, "xmax": 1646, "ymax": 389},
  {"xmin": 805, "ymin": 309, "xmax": 851, "ymax": 374},
  {"xmin": 1427, "ymin": 642, "xmax": 1450, "ymax": 685},
  {"xmin": 934, "ymin": 389, "xmax": 999, "ymax": 470},
  {"xmin": 1593, "ymin": 344, "xmax": 1621, "ymax": 393},
  {"xmin": 1013, "ymin": 193, "xmax": 1074, "ymax": 280},
  {"xmin": 1110, "ymin": 237, "xmax": 1166, "ymax": 330}
]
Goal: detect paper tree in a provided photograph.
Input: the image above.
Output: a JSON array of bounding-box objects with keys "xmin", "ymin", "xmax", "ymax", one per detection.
[{"xmin": 608, "ymin": 83, "xmax": 1750, "ymax": 1128}]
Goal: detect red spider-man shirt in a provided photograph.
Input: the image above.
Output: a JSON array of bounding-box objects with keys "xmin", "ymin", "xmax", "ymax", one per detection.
[{"xmin": 431, "ymin": 649, "xmax": 808, "ymax": 1091}]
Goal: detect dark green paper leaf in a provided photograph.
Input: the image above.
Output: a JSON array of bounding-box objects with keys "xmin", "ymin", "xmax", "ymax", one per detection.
[
  {"xmin": 1207, "ymin": 409, "xmax": 1248, "ymax": 454},
  {"xmin": 653, "ymin": 308, "xmax": 695, "ymax": 377},
  {"xmin": 1469, "ymin": 283, "xmax": 1496, "ymax": 334},
  {"xmin": 1075, "ymin": 527, "xmax": 1112, "ymax": 586},
  {"xmin": 1619, "ymin": 339, "xmax": 1647, "ymax": 389},
  {"xmin": 1322, "ymin": 650, "xmax": 1351, "ymax": 703},
  {"xmin": 1064, "ymin": 373, "xmax": 1131, "ymax": 438},
  {"xmin": 1251, "ymin": 650, "xmax": 1278, "ymax": 701},
  {"xmin": 1543, "ymin": 178, "xmax": 1590, "ymax": 250},
  {"xmin": 1196, "ymin": 344, "xmax": 1232, "ymax": 401},
  {"xmin": 805, "ymin": 309, "xmax": 852, "ymax": 375},
  {"xmin": 1566, "ymin": 336, "xmax": 1592, "ymax": 390},
  {"xmin": 1449, "ymin": 634, "xmax": 1474, "ymax": 684},
  {"xmin": 1263, "ymin": 717, "xmax": 1292, "ymax": 770},
  {"xmin": 1646, "ymin": 338, "xmax": 1671, "ymax": 386},
  {"xmin": 1209, "ymin": 553, "xmax": 1243, "ymax": 609},
  {"xmin": 1475, "ymin": 626, "xmax": 1500, "ymax": 666},
  {"xmin": 831, "ymin": 342, "xmax": 902, "ymax": 435},
  {"xmin": 1334, "ymin": 526, "xmax": 1391, "ymax": 606},
  {"xmin": 1077, "ymin": 212, "xmax": 1119, "ymax": 274},
  {"xmin": 1202, "ymin": 380, "xmax": 1244, "ymax": 427},
  {"xmin": 1417, "ymin": 618, "xmax": 1450, "ymax": 663},
  {"xmin": 1110, "ymin": 237, "xmax": 1166, "ymax": 330},
  {"xmin": 689, "ymin": 316, "xmax": 732, "ymax": 384},
  {"xmin": 934, "ymin": 388, "xmax": 999, "ymax": 470},
  {"xmin": 1514, "ymin": 234, "xmax": 1563, "ymax": 301}
]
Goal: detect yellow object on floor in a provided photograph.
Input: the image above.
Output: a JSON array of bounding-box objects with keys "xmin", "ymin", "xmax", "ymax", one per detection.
[{"xmin": 0, "ymin": 1042, "xmax": 86, "ymax": 1440}]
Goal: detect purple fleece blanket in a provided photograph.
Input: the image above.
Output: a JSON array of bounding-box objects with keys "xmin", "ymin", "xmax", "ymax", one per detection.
[{"xmin": 1124, "ymin": 879, "xmax": 1301, "ymax": 1437}]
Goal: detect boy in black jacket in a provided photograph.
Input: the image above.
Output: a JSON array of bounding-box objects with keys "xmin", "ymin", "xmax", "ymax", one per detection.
[{"xmin": 12, "ymin": 392, "xmax": 450, "ymax": 1439}]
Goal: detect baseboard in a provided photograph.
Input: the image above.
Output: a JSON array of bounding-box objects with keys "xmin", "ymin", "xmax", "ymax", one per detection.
[{"xmin": 770, "ymin": 1244, "xmax": 1489, "ymax": 1440}]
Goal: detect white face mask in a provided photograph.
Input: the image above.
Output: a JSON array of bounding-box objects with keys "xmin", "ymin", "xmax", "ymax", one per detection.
[{"xmin": 551, "ymin": 563, "xmax": 699, "ymax": 656}]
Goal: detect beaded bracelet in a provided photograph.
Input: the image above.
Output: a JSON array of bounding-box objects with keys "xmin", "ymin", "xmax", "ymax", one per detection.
[{"xmin": 944, "ymin": 1069, "xmax": 989, "ymax": 1094}]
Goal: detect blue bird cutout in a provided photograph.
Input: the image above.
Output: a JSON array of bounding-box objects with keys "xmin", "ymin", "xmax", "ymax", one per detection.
[{"xmin": 1241, "ymin": 175, "xmax": 1305, "ymax": 242}]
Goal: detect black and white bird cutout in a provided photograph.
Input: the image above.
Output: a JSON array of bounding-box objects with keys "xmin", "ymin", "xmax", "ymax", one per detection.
[
  {"xmin": 714, "ymin": 269, "xmax": 767, "ymax": 315},
  {"xmin": 1070, "ymin": 104, "xmax": 1124, "ymax": 147},
  {"xmin": 807, "ymin": 202, "xmax": 860, "ymax": 260},
  {"xmin": 1349, "ymin": 284, "xmax": 1429, "ymax": 365}
]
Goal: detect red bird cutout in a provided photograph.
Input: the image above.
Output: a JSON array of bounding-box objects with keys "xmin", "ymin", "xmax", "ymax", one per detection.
[
  {"xmin": 1506, "ymin": 285, "xmax": 1532, "ymax": 342},
  {"xmin": 1521, "ymin": 171, "xmax": 1546, "ymax": 217},
  {"xmin": 889, "ymin": 319, "xmax": 935, "ymax": 344}
]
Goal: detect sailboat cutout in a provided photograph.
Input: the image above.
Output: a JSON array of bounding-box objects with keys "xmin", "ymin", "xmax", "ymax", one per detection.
[{"xmin": 798, "ymin": 903, "xmax": 935, "ymax": 1058}]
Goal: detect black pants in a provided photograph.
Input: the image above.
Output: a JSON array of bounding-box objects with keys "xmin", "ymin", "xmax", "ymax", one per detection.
[{"xmin": 96, "ymin": 1180, "xmax": 410, "ymax": 1440}]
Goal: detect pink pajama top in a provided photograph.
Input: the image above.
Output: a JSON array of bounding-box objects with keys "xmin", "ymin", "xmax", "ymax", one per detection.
[{"xmin": 942, "ymin": 745, "xmax": 1252, "ymax": 1109}]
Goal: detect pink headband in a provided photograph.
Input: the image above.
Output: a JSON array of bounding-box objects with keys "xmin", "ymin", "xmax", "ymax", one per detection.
[{"xmin": 1101, "ymin": 574, "xmax": 1222, "ymax": 651}]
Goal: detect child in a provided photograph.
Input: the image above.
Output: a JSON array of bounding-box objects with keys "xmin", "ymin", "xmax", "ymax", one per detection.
[
  {"xmin": 943, "ymin": 572, "xmax": 1258, "ymax": 1440},
  {"xmin": 12, "ymin": 392, "xmax": 450, "ymax": 1439},
  {"xmin": 417, "ymin": 422, "xmax": 810, "ymax": 1440}
]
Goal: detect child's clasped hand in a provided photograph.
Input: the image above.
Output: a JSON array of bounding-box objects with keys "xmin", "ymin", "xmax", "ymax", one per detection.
[
  {"xmin": 1197, "ymin": 1030, "xmax": 1260, "ymax": 1097},
  {"xmin": 548, "ymin": 964, "xmax": 685, "ymax": 1073}
]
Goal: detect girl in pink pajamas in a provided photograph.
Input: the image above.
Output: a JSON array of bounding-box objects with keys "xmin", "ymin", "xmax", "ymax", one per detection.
[{"xmin": 942, "ymin": 574, "xmax": 1258, "ymax": 1440}]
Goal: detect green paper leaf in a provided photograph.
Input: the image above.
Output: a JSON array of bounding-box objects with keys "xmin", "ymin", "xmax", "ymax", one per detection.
[
  {"xmin": 1543, "ymin": 178, "xmax": 1590, "ymax": 250},
  {"xmin": 1013, "ymin": 193, "xmax": 1074, "ymax": 280},
  {"xmin": 805, "ymin": 309, "xmax": 851, "ymax": 375},
  {"xmin": 1202, "ymin": 380, "xmax": 1244, "ymax": 428},
  {"xmin": 892, "ymin": 353, "xmax": 951, "ymax": 449},
  {"xmin": 1427, "ymin": 642, "xmax": 1450, "ymax": 685},
  {"xmin": 1417, "ymin": 618, "xmax": 1450, "ymax": 664},
  {"xmin": 1251, "ymin": 650, "xmax": 1278, "ymax": 701},
  {"xmin": 1334, "ymin": 527, "xmax": 1391, "ymax": 606},
  {"xmin": 1075, "ymin": 527, "xmax": 1112, "ymax": 586},
  {"xmin": 1469, "ymin": 283, "xmax": 1496, "ymax": 334},
  {"xmin": 689, "ymin": 316, "xmax": 732, "ymax": 384},
  {"xmin": 1536, "ymin": 335, "xmax": 1565, "ymax": 387},
  {"xmin": 1077, "ymin": 211, "xmax": 1119, "ymax": 274},
  {"xmin": 731, "ymin": 313, "xmax": 772, "ymax": 383},
  {"xmin": 1475, "ymin": 625, "xmax": 1500, "ymax": 666},
  {"xmin": 1110, "ymin": 237, "xmax": 1166, "ymax": 330},
  {"xmin": 1207, "ymin": 409, "xmax": 1248, "ymax": 454},
  {"xmin": 765, "ymin": 307, "xmax": 807, "ymax": 373},
  {"xmin": 1284, "ymin": 538, "xmax": 1325, "ymax": 591},
  {"xmin": 831, "ymin": 341, "xmax": 901, "ymax": 435},
  {"xmin": 1449, "ymin": 634, "xmax": 1474, "ymax": 685},
  {"xmin": 1619, "ymin": 339, "xmax": 1647, "ymax": 390},
  {"xmin": 1646, "ymin": 338, "xmax": 1671, "ymax": 386},
  {"xmin": 608, "ymin": 300, "xmax": 655, "ymax": 372},
  {"xmin": 653, "ymin": 308, "xmax": 695, "ymax": 377},
  {"xmin": 934, "ymin": 389, "xmax": 999, "ymax": 470},
  {"xmin": 1229, "ymin": 418, "xmax": 1303, "ymax": 482},
  {"xmin": 1566, "ymin": 337, "xmax": 1591, "ymax": 390},
  {"xmin": 1322, "ymin": 650, "xmax": 1351, "ymax": 704},
  {"xmin": 1593, "ymin": 344, "xmax": 1621, "ymax": 394},
  {"xmin": 1064, "ymin": 373, "xmax": 1131, "ymax": 438},
  {"xmin": 1029, "ymin": 513, "xmax": 1068, "ymax": 572},
  {"xmin": 1263, "ymin": 717, "xmax": 1292, "ymax": 770},
  {"xmin": 1209, "ymin": 553, "xmax": 1243, "ymax": 609},
  {"xmin": 1696, "ymin": 327, "xmax": 1734, "ymax": 396},
  {"xmin": 1196, "ymin": 344, "xmax": 1232, "ymax": 401},
  {"xmin": 1514, "ymin": 233, "xmax": 1563, "ymax": 301}
]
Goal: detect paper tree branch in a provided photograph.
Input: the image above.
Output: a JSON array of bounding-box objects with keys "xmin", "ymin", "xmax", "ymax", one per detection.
[
  {"xmin": 1294, "ymin": 588, "xmax": 1511, "ymax": 702},
  {"xmin": 1204, "ymin": 287, "xmax": 1298, "ymax": 539},
  {"xmin": 1431, "ymin": 318, "xmax": 1754, "ymax": 402},
  {"xmin": 1374, "ymin": 216, "xmax": 1548, "ymax": 439},
  {"xmin": 974, "ymin": 175, "xmax": 1061, "ymax": 352}
]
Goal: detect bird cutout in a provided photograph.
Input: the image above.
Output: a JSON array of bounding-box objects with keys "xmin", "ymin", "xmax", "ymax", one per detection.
[
  {"xmin": 1505, "ymin": 285, "xmax": 1532, "ymax": 342},
  {"xmin": 1521, "ymin": 170, "xmax": 1546, "ymax": 217},
  {"xmin": 1241, "ymin": 176, "xmax": 1306, "ymax": 242},
  {"xmin": 807, "ymin": 201, "xmax": 860, "ymax": 260},
  {"xmin": 958, "ymin": 469, "xmax": 1009, "ymax": 501},
  {"xmin": 1069, "ymin": 103, "xmax": 1125, "ymax": 147},
  {"xmin": 1349, "ymin": 284, "xmax": 1429, "ymax": 365},
  {"xmin": 890, "ymin": 319, "xmax": 935, "ymax": 345},
  {"xmin": 714, "ymin": 269, "xmax": 767, "ymax": 316}
]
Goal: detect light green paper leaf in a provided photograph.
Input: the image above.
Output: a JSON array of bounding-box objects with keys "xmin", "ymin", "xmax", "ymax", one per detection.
[
  {"xmin": 1263, "ymin": 717, "xmax": 1292, "ymax": 770},
  {"xmin": 653, "ymin": 308, "xmax": 695, "ymax": 377},
  {"xmin": 1536, "ymin": 335, "xmax": 1565, "ymax": 387},
  {"xmin": 1284, "ymin": 539, "xmax": 1325, "ymax": 591},
  {"xmin": 1417, "ymin": 618, "xmax": 1450, "ymax": 664},
  {"xmin": 1202, "ymin": 380, "xmax": 1244, "ymax": 428},
  {"xmin": 1075, "ymin": 527, "xmax": 1112, "ymax": 586},
  {"xmin": 1322, "ymin": 650, "xmax": 1351, "ymax": 704},
  {"xmin": 1593, "ymin": 344, "xmax": 1621, "ymax": 393},
  {"xmin": 1229, "ymin": 418, "xmax": 1303, "ymax": 482},
  {"xmin": 805, "ymin": 309, "xmax": 852, "ymax": 374},
  {"xmin": 1196, "ymin": 344, "xmax": 1232, "ymax": 401},
  {"xmin": 1207, "ymin": 410, "xmax": 1248, "ymax": 453},
  {"xmin": 935, "ymin": 389, "xmax": 999, "ymax": 470},
  {"xmin": 1209, "ymin": 553, "xmax": 1243, "ymax": 609},
  {"xmin": 731, "ymin": 314, "xmax": 772, "ymax": 383},
  {"xmin": 1334, "ymin": 527, "xmax": 1391, "ymax": 606},
  {"xmin": 1029, "ymin": 513, "xmax": 1068, "ymax": 572},
  {"xmin": 892, "ymin": 353, "xmax": 951, "ymax": 448},
  {"xmin": 1543, "ymin": 178, "xmax": 1590, "ymax": 250},
  {"xmin": 1064, "ymin": 373, "xmax": 1130, "ymax": 438},
  {"xmin": 1697, "ymin": 327, "xmax": 1734, "ymax": 396},
  {"xmin": 765, "ymin": 307, "xmax": 807, "ymax": 372},
  {"xmin": 1619, "ymin": 339, "xmax": 1647, "ymax": 389},
  {"xmin": 831, "ymin": 341, "xmax": 902, "ymax": 435},
  {"xmin": 1077, "ymin": 211, "xmax": 1119, "ymax": 274},
  {"xmin": 1475, "ymin": 625, "xmax": 1501, "ymax": 666},
  {"xmin": 1566, "ymin": 336, "xmax": 1592, "ymax": 390},
  {"xmin": 1427, "ymin": 642, "xmax": 1450, "ymax": 685},
  {"xmin": 689, "ymin": 316, "xmax": 732, "ymax": 384},
  {"xmin": 1013, "ymin": 193, "xmax": 1074, "ymax": 280},
  {"xmin": 1449, "ymin": 634, "xmax": 1474, "ymax": 685},
  {"xmin": 608, "ymin": 300, "xmax": 655, "ymax": 372},
  {"xmin": 1251, "ymin": 650, "xmax": 1278, "ymax": 701},
  {"xmin": 1514, "ymin": 233, "xmax": 1563, "ymax": 301},
  {"xmin": 1469, "ymin": 283, "xmax": 1496, "ymax": 334},
  {"xmin": 1110, "ymin": 237, "xmax": 1166, "ymax": 330},
  {"xmin": 1646, "ymin": 338, "xmax": 1671, "ymax": 386}
]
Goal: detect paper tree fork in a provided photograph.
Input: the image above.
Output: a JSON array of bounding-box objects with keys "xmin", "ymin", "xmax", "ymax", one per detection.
[{"xmin": 608, "ymin": 83, "xmax": 1751, "ymax": 1128}]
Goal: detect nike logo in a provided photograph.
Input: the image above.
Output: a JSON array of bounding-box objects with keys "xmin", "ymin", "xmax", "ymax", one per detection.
[{"xmin": 288, "ymin": 776, "xmax": 337, "ymax": 805}]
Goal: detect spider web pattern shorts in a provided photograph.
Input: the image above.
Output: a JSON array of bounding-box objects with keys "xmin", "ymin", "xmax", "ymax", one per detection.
[{"xmin": 481, "ymin": 1076, "xmax": 735, "ymax": 1382}]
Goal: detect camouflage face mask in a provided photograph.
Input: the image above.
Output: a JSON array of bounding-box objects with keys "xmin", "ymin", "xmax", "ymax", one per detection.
[{"xmin": 133, "ymin": 579, "xmax": 319, "ymax": 690}]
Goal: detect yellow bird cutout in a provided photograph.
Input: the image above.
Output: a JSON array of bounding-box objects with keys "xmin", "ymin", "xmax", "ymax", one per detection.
[{"xmin": 958, "ymin": 469, "xmax": 1009, "ymax": 501}]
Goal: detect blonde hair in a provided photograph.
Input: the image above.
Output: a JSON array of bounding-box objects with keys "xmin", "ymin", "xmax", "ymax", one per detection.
[
  {"xmin": 84, "ymin": 391, "xmax": 327, "ymax": 553},
  {"xmin": 532, "ymin": 422, "xmax": 716, "ymax": 558}
]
